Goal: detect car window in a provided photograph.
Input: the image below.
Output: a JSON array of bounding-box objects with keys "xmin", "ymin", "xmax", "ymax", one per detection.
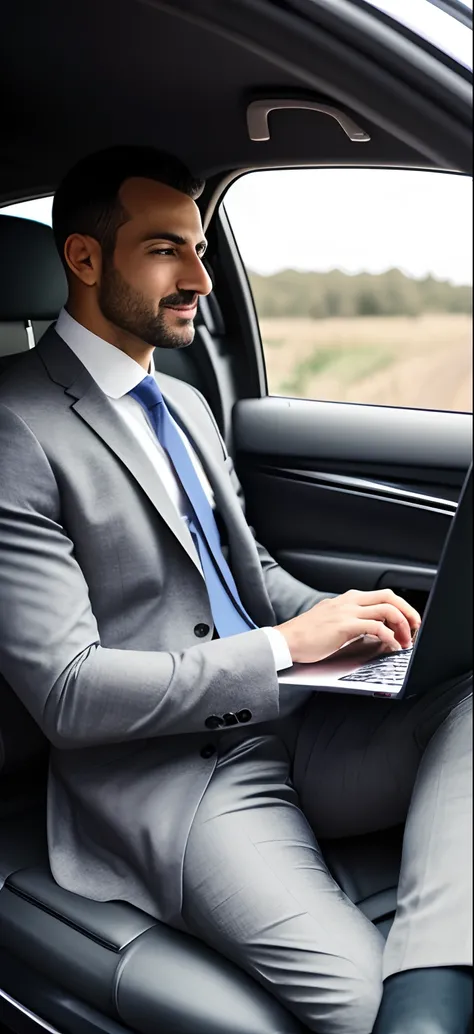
[
  {"xmin": 223, "ymin": 168, "xmax": 472, "ymax": 413},
  {"xmin": 1, "ymin": 196, "xmax": 53, "ymax": 224}
]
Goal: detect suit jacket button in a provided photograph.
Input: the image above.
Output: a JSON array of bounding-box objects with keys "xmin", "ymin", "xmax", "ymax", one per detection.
[
  {"xmin": 205, "ymin": 715, "xmax": 224, "ymax": 730},
  {"xmin": 236, "ymin": 709, "xmax": 252, "ymax": 723},
  {"xmin": 200, "ymin": 744, "xmax": 216, "ymax": 759},
  {"xmin": 194, "ymin": 623, "xmax": 210, "ymax": 638},
  {"xmin": 223, "ymin": 712, "xmax": 238, "ymax": 727}
]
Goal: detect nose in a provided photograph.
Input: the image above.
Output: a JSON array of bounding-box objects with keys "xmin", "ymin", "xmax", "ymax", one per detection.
[{"xmin": 177, "ymin": 252, "xmax": 213, "ymax": 298}]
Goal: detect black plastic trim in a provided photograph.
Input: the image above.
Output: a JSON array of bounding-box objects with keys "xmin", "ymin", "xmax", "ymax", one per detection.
[
  {"xmin": 234, "ymin": 397, "xmax": 472, "ymax": 471},
  {"xmin": 260, "ymin": 466, "xmax": 457, "ymax": 514},
  {"xmin": 240, "ymin": 468, "xmax": 452, "ymax": 564}
]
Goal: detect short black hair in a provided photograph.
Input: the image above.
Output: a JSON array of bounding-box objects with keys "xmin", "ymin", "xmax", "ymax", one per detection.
[{"xmin": 52, "ymin": 145, "xmax": 205, "ymax": 267}]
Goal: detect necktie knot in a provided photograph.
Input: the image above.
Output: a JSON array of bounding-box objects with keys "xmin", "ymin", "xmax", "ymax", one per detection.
[{"xmin": 129, "ymin": 375, "xmax": 163, "ymax": 412}]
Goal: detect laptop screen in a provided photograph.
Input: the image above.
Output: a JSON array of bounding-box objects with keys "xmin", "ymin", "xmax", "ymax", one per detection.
[{"xmin": 403, "ymin": 463, "xmax": 472, "ymax": 697}]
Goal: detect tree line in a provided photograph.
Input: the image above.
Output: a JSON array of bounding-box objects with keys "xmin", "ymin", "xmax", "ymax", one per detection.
[{"xmin": 248, "ymin": 267, "xmax": 472, "ymax": 319}]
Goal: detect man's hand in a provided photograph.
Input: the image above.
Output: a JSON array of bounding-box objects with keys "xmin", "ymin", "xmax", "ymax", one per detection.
[{"xmin": 276, "ymin": 588, "xmax": 422, "ymax": 664}]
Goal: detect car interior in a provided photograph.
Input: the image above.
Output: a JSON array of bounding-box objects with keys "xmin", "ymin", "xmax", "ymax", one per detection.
[{"xmin": 0, "ymin": 2, "xmax": 472, "ymax": 1033}]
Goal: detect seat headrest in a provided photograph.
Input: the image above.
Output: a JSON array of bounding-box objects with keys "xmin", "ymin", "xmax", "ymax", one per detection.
[{"xmin": 0, "ymin": 215, "xmax": 67, "ymax": 321}]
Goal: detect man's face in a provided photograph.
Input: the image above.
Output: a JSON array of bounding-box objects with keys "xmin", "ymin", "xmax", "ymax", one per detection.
[{"xmin": 98, "ymin": 177, "xmax": 212, "ymax": 350}]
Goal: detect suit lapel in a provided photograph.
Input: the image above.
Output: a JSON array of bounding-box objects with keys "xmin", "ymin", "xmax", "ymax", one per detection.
[
  {"xmin": 37, "ymin": 329, "xmax": 202, "ymax": 575},
  {"xmin": 38, "ymin": 327, "xmax": 274, "ymax": 625}
]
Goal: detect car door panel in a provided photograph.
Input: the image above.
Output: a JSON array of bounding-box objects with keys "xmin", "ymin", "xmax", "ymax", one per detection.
[{"xmin": 233, "ymin": 396, "xmax": 472, "ymax": 607}]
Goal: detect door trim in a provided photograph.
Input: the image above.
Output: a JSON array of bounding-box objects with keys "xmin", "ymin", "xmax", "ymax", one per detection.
[{"xmin": 268, "ymin": 467, "xmax": 458, "ymax": 513}]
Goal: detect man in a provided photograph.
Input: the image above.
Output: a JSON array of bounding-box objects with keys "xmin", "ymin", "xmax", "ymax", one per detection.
[{"xmin": 0, "ymin": 146, "xmax": 471, "ymax": 1034}]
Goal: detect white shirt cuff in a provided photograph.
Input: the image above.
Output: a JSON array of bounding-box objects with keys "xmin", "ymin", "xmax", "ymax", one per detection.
[{"xmin": 262, "ymin": 626, "xmax": 293, "ymax": 672}]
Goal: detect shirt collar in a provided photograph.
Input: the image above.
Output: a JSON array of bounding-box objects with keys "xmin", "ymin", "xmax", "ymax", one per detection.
[{"xmin": 55, "ymin": 308, "xmax": 155, "ymax": 399}]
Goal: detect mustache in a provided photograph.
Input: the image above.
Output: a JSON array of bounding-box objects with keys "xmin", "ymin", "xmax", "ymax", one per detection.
[{"xmin": 160, "ymin": 291, "xmax": 198, "ymax": 309}]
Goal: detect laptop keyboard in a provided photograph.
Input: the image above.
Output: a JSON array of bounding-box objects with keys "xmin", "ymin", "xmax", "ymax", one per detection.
[{"xmin": 339, "ymin": 648, "xmax": 413, "ymax": 687}]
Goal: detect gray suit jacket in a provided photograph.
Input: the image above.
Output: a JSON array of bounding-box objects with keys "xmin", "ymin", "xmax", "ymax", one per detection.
[{"xmin": 0, "ymin": 327, "xmax": 326, "ymax": 926}]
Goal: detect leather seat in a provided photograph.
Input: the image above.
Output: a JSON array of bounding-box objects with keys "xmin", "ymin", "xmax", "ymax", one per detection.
[
  {"xmin": 0, "ymin": 212, "xmax": 403, "ymax": 1034},
  {"xmin": 0, "ymin": 801, "xmax": 401, "ymax": 1034},
  {"xmin": 0, "ymin": 820, "xmax": 305, "ymax": 1034}
]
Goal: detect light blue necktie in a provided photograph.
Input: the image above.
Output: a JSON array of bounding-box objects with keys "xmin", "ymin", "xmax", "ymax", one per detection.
[{"xmin": 128, "ymin": 376, "xmax": 256, "ymax": 637}]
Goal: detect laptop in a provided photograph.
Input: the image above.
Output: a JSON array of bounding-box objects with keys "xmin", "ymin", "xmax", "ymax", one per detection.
[{"xmin": 279, "ymin": 464, "xmax": 472, "ymax": 701}]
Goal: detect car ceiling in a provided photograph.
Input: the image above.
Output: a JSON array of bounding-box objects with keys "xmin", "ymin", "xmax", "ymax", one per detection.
[{"xmin": 2, "ymin": 0, "xmax": 461, "ymax": 206}]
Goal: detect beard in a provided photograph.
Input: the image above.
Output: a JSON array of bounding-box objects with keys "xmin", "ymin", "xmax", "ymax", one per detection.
[{"xmin": 98, "ymin": 261, "xmax": 196, "ymax": 350}]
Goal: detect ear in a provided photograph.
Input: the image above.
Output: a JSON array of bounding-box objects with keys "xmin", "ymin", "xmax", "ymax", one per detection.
[{"xmin": 63, "ymin": 233, "xmax": 102, "ymax": 286}]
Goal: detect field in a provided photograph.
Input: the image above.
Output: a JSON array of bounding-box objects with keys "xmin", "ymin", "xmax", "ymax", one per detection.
[{"xmin": 260, "ymin": 313, "xmax": 472, "ymax": 412}]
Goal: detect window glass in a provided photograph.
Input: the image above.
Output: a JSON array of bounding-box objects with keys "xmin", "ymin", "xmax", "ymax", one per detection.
[
  {"xmin": 224, "ymin": 169, "xmax": 472, "ymax": 412},
  {"xmin": 1, "ymin": 196, "xmax": 53, "ymax": 224}
]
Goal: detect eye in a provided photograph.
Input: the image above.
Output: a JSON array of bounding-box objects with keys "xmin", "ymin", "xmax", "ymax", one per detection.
[{"xmin": 149, "ymin": 247, "xmax": 176, "ymax": 257}]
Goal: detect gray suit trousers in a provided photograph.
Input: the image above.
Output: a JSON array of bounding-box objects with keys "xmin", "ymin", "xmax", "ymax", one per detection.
[{"xmin": 181, "ymin": 675, "xmax": 472, "ymax": 1034}]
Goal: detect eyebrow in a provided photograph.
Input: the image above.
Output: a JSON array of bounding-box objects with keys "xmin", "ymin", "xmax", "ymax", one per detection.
[{"xmin": 141, "ymin": 231, "xmax": 207, "ymax": 254}]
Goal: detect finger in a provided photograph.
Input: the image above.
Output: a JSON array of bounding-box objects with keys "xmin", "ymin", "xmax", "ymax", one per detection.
[
  {"xmin": 382, "ymin": 591, "xmax": 421, "ymax": 632},
  {"xmin": 356, "ymin": 619, "xmax": 401, "ymax": 650},
  {"xmin": 350, "ymin": 589, "xmax": 421, "ymax": 631},
  {"xmin": 357, "ymin": 603, "xmax": 412, "ymax": 648}
]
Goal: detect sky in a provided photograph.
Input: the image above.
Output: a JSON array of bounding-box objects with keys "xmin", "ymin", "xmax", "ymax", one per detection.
[
  {"xmin": 224, "ymin": 169, "xmax": 473, "ymax": 284},
  {"xmin": 3, "ymin": 167, "xmax": 472, "ymax": 285}
]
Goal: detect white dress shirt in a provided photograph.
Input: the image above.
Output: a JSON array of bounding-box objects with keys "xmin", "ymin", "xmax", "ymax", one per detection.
[{"xmin": 55, "ymin": 309, "xmax": 292, "ymax": 672}]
